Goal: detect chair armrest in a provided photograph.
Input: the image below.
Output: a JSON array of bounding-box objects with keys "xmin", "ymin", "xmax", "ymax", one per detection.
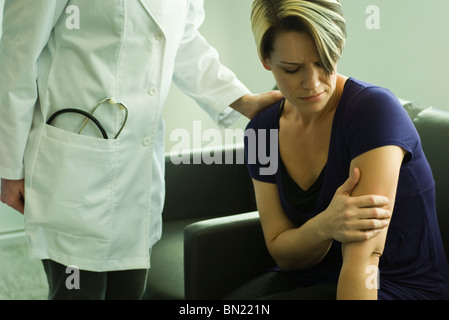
[{"xmin": 184, "ymin": 211, "xmax": 274, "ymax": 300}]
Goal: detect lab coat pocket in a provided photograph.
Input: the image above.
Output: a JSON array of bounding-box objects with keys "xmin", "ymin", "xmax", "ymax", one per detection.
[{"xmin": 27, "ymin": 124, "xmax": 117, "ymax": 241}]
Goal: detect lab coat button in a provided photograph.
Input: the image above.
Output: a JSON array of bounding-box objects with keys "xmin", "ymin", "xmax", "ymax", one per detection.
[
  {"xmin": 142, "ymin": 137, "xmax": 152, "ymax": 146},
  {"xmin": 148, "ymin": 87, "xmax": 157, "ymax": 96},
  {"xmin": 155, "ymin": 32, "xmax": 164, "ymax": 41}
]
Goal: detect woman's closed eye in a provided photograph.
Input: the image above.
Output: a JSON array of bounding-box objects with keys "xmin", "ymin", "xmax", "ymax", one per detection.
[{"xmin": 284, "ymin": 67, "xmax": 301, "ymax": 74}]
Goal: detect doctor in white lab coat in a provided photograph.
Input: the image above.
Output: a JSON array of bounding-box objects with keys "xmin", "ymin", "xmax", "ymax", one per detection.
[{"xmin": 0, "ymin": 0, "xmax": 280, "ymax": 299}]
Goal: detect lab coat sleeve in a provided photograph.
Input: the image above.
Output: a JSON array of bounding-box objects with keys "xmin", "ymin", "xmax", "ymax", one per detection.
[
  {"xmin": 172, "ymin": 0, "xmax": 251, "ymax": 128},
  {"xmin": 0, "ymin": 0, "xmax": 68, "ymax": 179}
]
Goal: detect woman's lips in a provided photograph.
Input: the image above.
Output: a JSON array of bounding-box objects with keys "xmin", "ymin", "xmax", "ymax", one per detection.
[{"xmin": 300, "ymin": 92, "xmax": 325, "ymax": 102}]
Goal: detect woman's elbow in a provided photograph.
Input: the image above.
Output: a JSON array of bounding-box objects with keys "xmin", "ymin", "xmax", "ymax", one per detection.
[
  {"xmin": 269, "ymin": 245, "xmax": 324, "ymax": 272},
  {"xmin": 342, "ymin": 238, "xmax": 385, "ymax": 268}
]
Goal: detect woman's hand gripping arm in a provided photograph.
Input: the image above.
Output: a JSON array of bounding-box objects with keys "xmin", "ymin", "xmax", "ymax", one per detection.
[{"xmin": 254, "ymin": 167, "xmax": 391, "ymax": 272}]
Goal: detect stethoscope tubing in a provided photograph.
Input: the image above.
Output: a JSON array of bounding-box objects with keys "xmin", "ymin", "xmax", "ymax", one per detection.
[{"xmin": 46, "ymin": 108, "xmax": 109, "ymax": 139}]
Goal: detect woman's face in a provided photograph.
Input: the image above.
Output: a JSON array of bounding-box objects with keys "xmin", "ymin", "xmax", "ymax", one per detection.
[{"xmin": 262, "ymin": 31, "xmax": 338, "ymax": 115}]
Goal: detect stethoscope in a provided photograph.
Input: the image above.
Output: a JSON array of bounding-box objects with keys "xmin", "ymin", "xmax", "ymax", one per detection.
[{"xmin": 46, "ymin": 98, "xmax": 128, "ymax": 139}]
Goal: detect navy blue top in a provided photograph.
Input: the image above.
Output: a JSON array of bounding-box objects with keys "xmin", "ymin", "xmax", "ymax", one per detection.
[{"xmin": 244, "ymin": 77, "xmax": 449, "ymax": 299}]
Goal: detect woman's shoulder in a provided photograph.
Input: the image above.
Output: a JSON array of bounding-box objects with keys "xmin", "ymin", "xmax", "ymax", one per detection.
[
  {"xmin": 246, "ymin": 98, "xmax": 284, "ymax": 131},
  {"xmin": 344, "ymin": 77, "xmax": 402, "ymax": 106},
  {"xmin": 341, "ymin": 77, "xmax": 406, "ymax": 119},
  {"xmin": 344, "ymin": 77, "xmax": 398, "ymax": 104}
]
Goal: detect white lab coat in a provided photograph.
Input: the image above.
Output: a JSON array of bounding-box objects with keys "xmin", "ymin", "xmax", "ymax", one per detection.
[{"xmin": 0, "ymin": 0, "xmax": 249, "ymax": 271}]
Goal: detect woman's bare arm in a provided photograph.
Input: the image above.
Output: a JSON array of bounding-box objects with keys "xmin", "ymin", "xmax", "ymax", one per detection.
[{"xmin": 337, "ymin": 145, "xmax": 406, "ymax": 300}]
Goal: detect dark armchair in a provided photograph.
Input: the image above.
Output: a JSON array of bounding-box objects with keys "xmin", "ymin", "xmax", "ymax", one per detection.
[{"xmin": 143, "ymin": 146, "xmax": 257, "ymax": 299}]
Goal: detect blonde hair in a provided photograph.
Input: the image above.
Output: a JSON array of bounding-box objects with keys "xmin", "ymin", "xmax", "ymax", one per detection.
[{"xmin": 251, "ymin": 0, "xmax": 347, "ymax": 74}]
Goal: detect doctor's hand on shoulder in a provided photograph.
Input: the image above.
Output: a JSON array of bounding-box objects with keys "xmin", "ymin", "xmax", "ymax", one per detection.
[
  {"xmin": 1, "ymin": 178, "xmax": 25, "ymax": 215},
  {"xmin": 231, "ymin": 91, "xmax": 283, "ymax": 119}
]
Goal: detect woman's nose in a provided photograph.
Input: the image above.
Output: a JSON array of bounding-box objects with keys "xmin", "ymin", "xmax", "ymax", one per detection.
[{"xmin": 302, "ymin": 68, "xmax": 320, "ymax": 90}]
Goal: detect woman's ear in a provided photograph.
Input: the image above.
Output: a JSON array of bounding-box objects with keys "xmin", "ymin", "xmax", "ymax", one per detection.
[
  {"xmin": 261, "ymin": 57, "xmax": 272, "ymax": 71},
  {"xmin": 258, "ymin": 51, "xmax": 272, "ymax": 71}
]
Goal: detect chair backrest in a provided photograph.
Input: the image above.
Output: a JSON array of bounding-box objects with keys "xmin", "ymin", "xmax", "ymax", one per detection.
[
  {"xmin": 413, "ymin": 107, "xmax": 449, "ymax": 261},
  {"xmin": 162, "ymin": 145, "xmax": 256, "ymax": 222}
]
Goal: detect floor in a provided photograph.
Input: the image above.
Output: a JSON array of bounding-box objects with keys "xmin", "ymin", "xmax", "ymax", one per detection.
[{"xmin": 0, "ymin": 243, "xmax": 48, "ymax": 300}]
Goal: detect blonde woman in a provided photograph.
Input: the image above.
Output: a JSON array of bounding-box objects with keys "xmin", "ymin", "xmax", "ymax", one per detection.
[{"xmin": 234, "ymin": 0, "xmax": 449, "ymax": 299}]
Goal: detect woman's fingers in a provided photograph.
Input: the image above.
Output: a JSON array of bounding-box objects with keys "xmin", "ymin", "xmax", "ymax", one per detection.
[
  {"xmin": 350, "ymin": 194, "xmax": 390, "ymax": 209},
  {"xmin": 346, "ymin": 228, "xmax": 383, "ymax": 242},
  {"xmin": 354, "ymin": 213, "xmax": 390, "ymax": 230},
  {"xmin": 337, "ymin": 167, "xmax": 361, "ymax": 195},
  {"xmin": 337, "ymin": 206, "xmax": 391, "ymax": 242},
  {"xmin": 358, "ymin": 206, "xmax": 391, "ymax": 220}
]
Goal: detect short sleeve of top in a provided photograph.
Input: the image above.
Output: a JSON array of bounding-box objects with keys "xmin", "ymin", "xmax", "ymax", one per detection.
[
  {"xmin": 343, "ymin": 80, "xmax": 418, "ymax": 163},
  {"xmin": 244, "ymin": 100, "xmax": 281, "ymax": 184}
]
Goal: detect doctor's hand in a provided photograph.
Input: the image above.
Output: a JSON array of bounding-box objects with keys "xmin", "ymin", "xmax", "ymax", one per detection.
[
  {"xmin": 230, "ymin": 91, "xmax": 283, "ymax": 119},
  {"xmin": 1, "ymin": 178, "xmax": 25, "ymax": 214},
  {"xmin": 320, "ymin": 168, "xmax": 391, "ymax": 243}
]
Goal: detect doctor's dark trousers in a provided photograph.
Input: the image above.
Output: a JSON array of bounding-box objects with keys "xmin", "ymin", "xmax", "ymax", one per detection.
[{"xmin": 42, "ymin": 260, "xmax": 148, "ymax": 300}]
